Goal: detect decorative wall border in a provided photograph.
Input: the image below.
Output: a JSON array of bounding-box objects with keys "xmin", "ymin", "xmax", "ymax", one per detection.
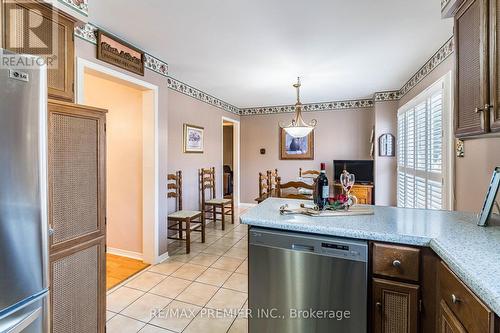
[
  {"xmin": 167, "ymin": 77, "xmax": 240, "ymax": 115},
  {"xmin": 74, "ymin": 23, "xmax": 169, "ymax": 77},
  {"xmin": 239, "ymin": 99, "xmax": 374, "ymax": 116},
  {"xmin": 75, "ymin": 22, "xmax": 454, "ymax": 116},
  {"xmin": 398, "ymin": 36, "xmax": 454, "ymax": 98},
  {"xmin": 58, "ymin": 0, "xmax": 88, "ymax": 16}
]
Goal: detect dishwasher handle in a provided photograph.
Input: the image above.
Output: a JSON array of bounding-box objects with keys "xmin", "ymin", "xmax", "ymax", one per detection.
[{"xmin": 291, "ymin": 244, "xmax": 315, "ymax": 252}]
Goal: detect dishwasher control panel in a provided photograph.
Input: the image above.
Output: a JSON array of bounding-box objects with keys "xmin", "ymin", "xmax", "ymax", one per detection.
[{"xmin": 250, "ymin": 227, "xmax": 368, "ymax": 262}]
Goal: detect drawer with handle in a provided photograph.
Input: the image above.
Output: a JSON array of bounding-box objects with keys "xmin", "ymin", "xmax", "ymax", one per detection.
[
  {"xmin": 372, "ymin": 243, "xmax": 420, "ymax": 282},
  {"xmin": 438, "ymin": 261, "xmax": 495, "ymax": 333}
]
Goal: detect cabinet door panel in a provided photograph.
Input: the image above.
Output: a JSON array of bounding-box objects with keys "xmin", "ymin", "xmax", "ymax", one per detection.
[
  {"xmin": 48, "ymin": 101, "xmax": 106, "ymax": 252},
  {"xmin": 455, "ymin": 0, "xmax": 490, "ymax": 137},
  {"xmin": 372, "ymin": 278, "xmax": 419, "ymax": 333},
  {"xmin": 1, "ymin": 0, "xmax": 75, "ymax": 101},
  {"xmin": 50, "ymin": 236, "xmax": 106, "ymax": 333},
  {"xmin": 440, "ymin": 300, "xmax": 467, "ymax": 333},
  {"xmin": 490, "ymin": 0, "xmax": 500, "ymax": 131}
]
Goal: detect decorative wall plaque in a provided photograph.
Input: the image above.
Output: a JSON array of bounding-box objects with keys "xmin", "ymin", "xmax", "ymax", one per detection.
[
  {"xmin": 97, "ymin": 30, "xmax": 145, "ymax": 76},
  {"xmin": 378, "ymin": 133, "xmax": 395, "ymax": 157}
]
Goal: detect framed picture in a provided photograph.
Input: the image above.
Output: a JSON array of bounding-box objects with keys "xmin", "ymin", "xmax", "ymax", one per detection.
[
  {"xmin": 478, "ymin": 167, "xmax": 500, "ymax": 226},
  {"xmin": 279, "ymin": 128, "xmax": 314, "ymax": 160},
  {"xmin": 183, "ymin": 124, "xmax": 204, "ymax": 153}
]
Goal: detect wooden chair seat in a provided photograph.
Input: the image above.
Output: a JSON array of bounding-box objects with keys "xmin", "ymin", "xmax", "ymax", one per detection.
[
  {"xmin": 167, "ymin": 170, "xmax": 205, "ymax": 254},
  {"xmin": 168, "ymin": 210, "xmax": 202, "ymax": 219},
  {"xmin": 205, "ymin": 198, "xmax": 232, "ymax": 205},
  {"xmin": 200, "ymin": 167, "xmax": 234, "ymax": 230}
]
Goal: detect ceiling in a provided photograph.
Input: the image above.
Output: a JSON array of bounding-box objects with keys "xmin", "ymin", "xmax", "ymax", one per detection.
[{"xmin": 89, "ymin": 0, "xmax": 453, "ymax": 108}]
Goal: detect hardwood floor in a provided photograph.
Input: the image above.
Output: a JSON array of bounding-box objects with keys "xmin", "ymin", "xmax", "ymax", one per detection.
[{"xmin": 106, "ymin": 254, "xmax": 150, "ymax": 290}]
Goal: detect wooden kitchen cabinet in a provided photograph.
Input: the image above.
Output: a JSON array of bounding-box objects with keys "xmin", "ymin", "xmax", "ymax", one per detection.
[
  {"xmin": 440, "ymin": 300, "xmax": 467, "ymax": 333},
  {"xmin": 48, "ymin": 100, "xmax": 107, "ymax": 333},
  {"xmin": 1, "ymin": 0, "xmax": 75, "ymax": 101},
  {"xmin": 454, "ymin": 0, "xmax": 500, "ymax": 137},
  {"xmin": 333, "ymin": 183, "xmax": 373, "ymax": 204},
  {"xmin": 372, "ymin": 278, "xmax": 420, "ymax": 333},
  {"xmin": 438, "ymin": 261, "xmax": 495, "ymax": 333}
]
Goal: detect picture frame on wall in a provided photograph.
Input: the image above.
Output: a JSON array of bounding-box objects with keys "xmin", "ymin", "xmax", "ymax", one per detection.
[
  {"xmin": 478, "ymin": 167, "xmax": 500, "ymax": 227},
  {"xmin": 183, "ymin": 124, "xmax": 204, "ymax": 153},
  {"xmin": 279, "ymin": 128, "xmax": 314, "ymax": 160}
]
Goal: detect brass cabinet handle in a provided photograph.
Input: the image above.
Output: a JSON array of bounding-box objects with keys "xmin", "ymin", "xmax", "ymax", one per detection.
[
  {"xmin": 451, "ymin": 294, "xmax": 461, "ymax": 304},
  {"xmin": 475, "ymin": 104, "xmax": 491, "ymax": 113},
  {"xmin": 375, "ymin": 302, "xmax": 382, "ymax": 308},
  {"xmin": 392, "ymin": 259, "xmax": 402, "ymax": 268}
]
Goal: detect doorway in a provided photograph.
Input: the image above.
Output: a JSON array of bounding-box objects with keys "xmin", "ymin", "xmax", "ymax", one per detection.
[
  {"xmin": 222, "ymin": 117, "xmax": 240, "ymax": 206},
  {"xmin": 77, "ymin": 58, "xmax": 159, "ymax": 289}
]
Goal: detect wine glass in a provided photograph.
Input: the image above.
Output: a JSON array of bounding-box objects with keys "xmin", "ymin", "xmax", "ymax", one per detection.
[{"xmin": 340, "ymin": 170, "xmax": 355, "ymax": 194}]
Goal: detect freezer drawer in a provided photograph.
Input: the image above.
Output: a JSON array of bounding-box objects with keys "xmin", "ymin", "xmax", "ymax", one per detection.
[{"xmin": 249, "ymin": 227, "xmax": 368, "ymax": 333}]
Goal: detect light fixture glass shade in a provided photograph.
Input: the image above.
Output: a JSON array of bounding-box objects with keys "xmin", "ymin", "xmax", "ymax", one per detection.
[
  {"xmin": 284, "ymin": 125, "xmax": 314, "ymax": 138},
  {"xmin": 279, "ymin": 77, "xmax": 317, "ymax": 138}
]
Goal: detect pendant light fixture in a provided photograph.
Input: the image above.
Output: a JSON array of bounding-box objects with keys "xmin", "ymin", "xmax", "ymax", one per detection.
[{"xmin": 279, "ymin": 77, "xmax": 317, "ymax": 138}]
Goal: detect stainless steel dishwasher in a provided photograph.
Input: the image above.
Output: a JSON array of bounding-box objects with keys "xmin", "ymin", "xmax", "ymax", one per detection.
[{"xmin": 249, "ymin": 227, "xmax": 368, "ymax": 333}]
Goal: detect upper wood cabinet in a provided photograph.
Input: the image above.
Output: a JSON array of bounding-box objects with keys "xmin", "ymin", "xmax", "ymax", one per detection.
[
  {"xmin": 454, "ymin": 0, "xmax": 500, "ymax": 137},
  {"xmin": 1, "ymin": 0, "xmax": 75, "ymax": 101}
]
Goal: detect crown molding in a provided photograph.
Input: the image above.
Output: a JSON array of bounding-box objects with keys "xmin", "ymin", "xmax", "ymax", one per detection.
[{"xmin": 167, "ymin": 77, "xmax": 240, "ymax": 115}]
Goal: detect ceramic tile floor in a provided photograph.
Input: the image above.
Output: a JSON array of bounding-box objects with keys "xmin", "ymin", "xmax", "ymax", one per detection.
[{"xmin": 106, "ymin": 208, "xmax": 249, "ymax": 333}]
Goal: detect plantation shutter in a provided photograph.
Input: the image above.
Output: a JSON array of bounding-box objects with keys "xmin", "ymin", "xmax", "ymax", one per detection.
[{"xmin": 397, "ymin": 83, "xmax": 446, "ymax": 210}]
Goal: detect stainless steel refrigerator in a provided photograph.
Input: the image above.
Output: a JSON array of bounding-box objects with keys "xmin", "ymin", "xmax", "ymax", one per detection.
[{"xmin": 0, "ymin": 51, "xmax": 49, "ymax": 333}]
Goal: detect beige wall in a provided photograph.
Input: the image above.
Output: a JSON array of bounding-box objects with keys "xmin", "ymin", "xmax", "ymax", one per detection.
[
  {"xmin": 75, "ymin": 38, "xmax": 171, "ymax": 257},
  {"xmin": 167, "ymin": 90, "xmax": 240, "ymax": 211},
  {"xmin": 374, "ymin": 100, "xmax": 399, "ymax": 206},
  {"xmin": 240, "ymin": 109, "xmax": 374, "ymax": 203},
  {"xmin": 84, "ymin": 72, "xmax": 144, "ymax": 254}
]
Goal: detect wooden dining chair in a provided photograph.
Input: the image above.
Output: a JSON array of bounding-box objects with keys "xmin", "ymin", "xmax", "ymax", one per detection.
[
  {"xmin": 199, "ymin": 167, "xmax": 234, "ymax": 230},
  {"xmin": 256, "ymin": 171, "xmax": 270, "ymax": 203},
  {"xmin": 299, "ymin": 168, "xmax": 320, "ymax": 178},
  {"xmin": 276, "ymin": 176, "xmax": 315, "ymax": 200},
  {"xmin": 167, "ymin": 171, "xmax": 205, "ymax": 254}
]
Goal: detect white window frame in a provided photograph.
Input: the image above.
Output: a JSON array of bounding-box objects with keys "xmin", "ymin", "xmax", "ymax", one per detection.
[{"xmin": 397, "ymin": 72, "xmax": 454, "ymax": 210}]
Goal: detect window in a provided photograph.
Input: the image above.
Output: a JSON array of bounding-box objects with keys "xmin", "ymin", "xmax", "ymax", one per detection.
[{"xmin": 397, "ymin": 75, "xmax": 452, "ymax": 210}]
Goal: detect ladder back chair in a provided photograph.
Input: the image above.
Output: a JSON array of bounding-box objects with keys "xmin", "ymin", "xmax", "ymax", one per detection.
[
  {"xmin": 167, "ymin": 171, "xmax": 205, "ymax": 254},
  {"xmin": 299, "ymin": 168, "xmax": 320, "ymax": 178},
  {"xmin": 199, "ymin": 167, "xmax": 234, "ymax": 230},
  {"xmin": 276, "ymin": 176, "xmax": 316, "ymax": 200},
  {"xmin": 256, "ymin": 171, "xmax": 270, "ymax": 204}
]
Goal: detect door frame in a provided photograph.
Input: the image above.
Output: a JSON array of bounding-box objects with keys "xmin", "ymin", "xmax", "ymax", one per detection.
[
  {"xmin": 221, "ymin": 116, "xmax": 240, "ymax": 206},
  {"xmin": 76, "ymin": 57, "xmax": 160, "ymax": 264}
]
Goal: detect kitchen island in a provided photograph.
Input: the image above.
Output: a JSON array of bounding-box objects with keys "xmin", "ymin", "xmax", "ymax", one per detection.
[{"xmin": 240, "ymin": 198, "xmax": 500, "ymax": 332}]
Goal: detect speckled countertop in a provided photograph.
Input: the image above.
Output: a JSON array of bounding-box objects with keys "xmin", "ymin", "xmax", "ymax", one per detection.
[{"xmin": 240, "ymin": 198, "xmax": 500, "ymax": 316}]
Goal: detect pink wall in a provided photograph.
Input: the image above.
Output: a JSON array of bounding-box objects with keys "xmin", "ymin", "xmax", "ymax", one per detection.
[
  {"xmin": 374, "ymin": 100, "xmax": 399, "ymax": 206},
  {"xmin": 84, "ymin": 73, "xmax": 144, "ymax": 254},
  {"xmin": 240, "ymin": 109, "xmax": 374, "ymax": 203},
  {"xmin": 167, "ymin": 90, "xmax": 240, "ymax": 211}
]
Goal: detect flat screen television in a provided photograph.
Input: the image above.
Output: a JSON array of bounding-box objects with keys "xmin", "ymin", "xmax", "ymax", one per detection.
[{"xmin": 333, "ymin": 160, "xmax": 374, "ymax": 185}]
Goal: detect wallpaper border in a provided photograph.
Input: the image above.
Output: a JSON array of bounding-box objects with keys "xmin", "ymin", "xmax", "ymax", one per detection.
[{"xmin": 75, "ymin": 23, "xmax": 454, "ymax": 116}]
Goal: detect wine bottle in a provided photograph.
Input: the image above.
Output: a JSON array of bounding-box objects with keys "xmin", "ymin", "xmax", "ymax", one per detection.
[{"xmin": 315, "ymin": 163, "xmax": 329, "ymax": 210}]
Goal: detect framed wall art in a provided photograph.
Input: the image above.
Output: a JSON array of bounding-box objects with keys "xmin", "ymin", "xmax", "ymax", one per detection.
[
  {"xmin": 97, "ymin": 30, "xmax": 145, "ymax": 76},
  {"xmin": 279, "ymin": 128, "xmax": 314, "ymax": 160},
  {"xmin": 478, "ymin": 167, "xmax": 500, "ymax": 226},
  {"xmin": 183, "ymin": 124, "xmax": 204, "ymax": 153}
]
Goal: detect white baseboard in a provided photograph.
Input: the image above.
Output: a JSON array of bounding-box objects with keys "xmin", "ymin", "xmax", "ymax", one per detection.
[
  {"xmin": 239, "ymin": 203, "xmax": 257, "ymax": 208},
  {"xmin": 156, "ymin": 252, "xmax": 170, "ymax": 264},
  {"xmin": 107, "ymin": 247, "xmax": 143, "ymax": 261}
]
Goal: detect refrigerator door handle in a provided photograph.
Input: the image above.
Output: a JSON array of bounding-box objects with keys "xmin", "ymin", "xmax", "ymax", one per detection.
[{"xmin": 4, "ymin": 307, "xmax": 42, "ymax": 333}]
